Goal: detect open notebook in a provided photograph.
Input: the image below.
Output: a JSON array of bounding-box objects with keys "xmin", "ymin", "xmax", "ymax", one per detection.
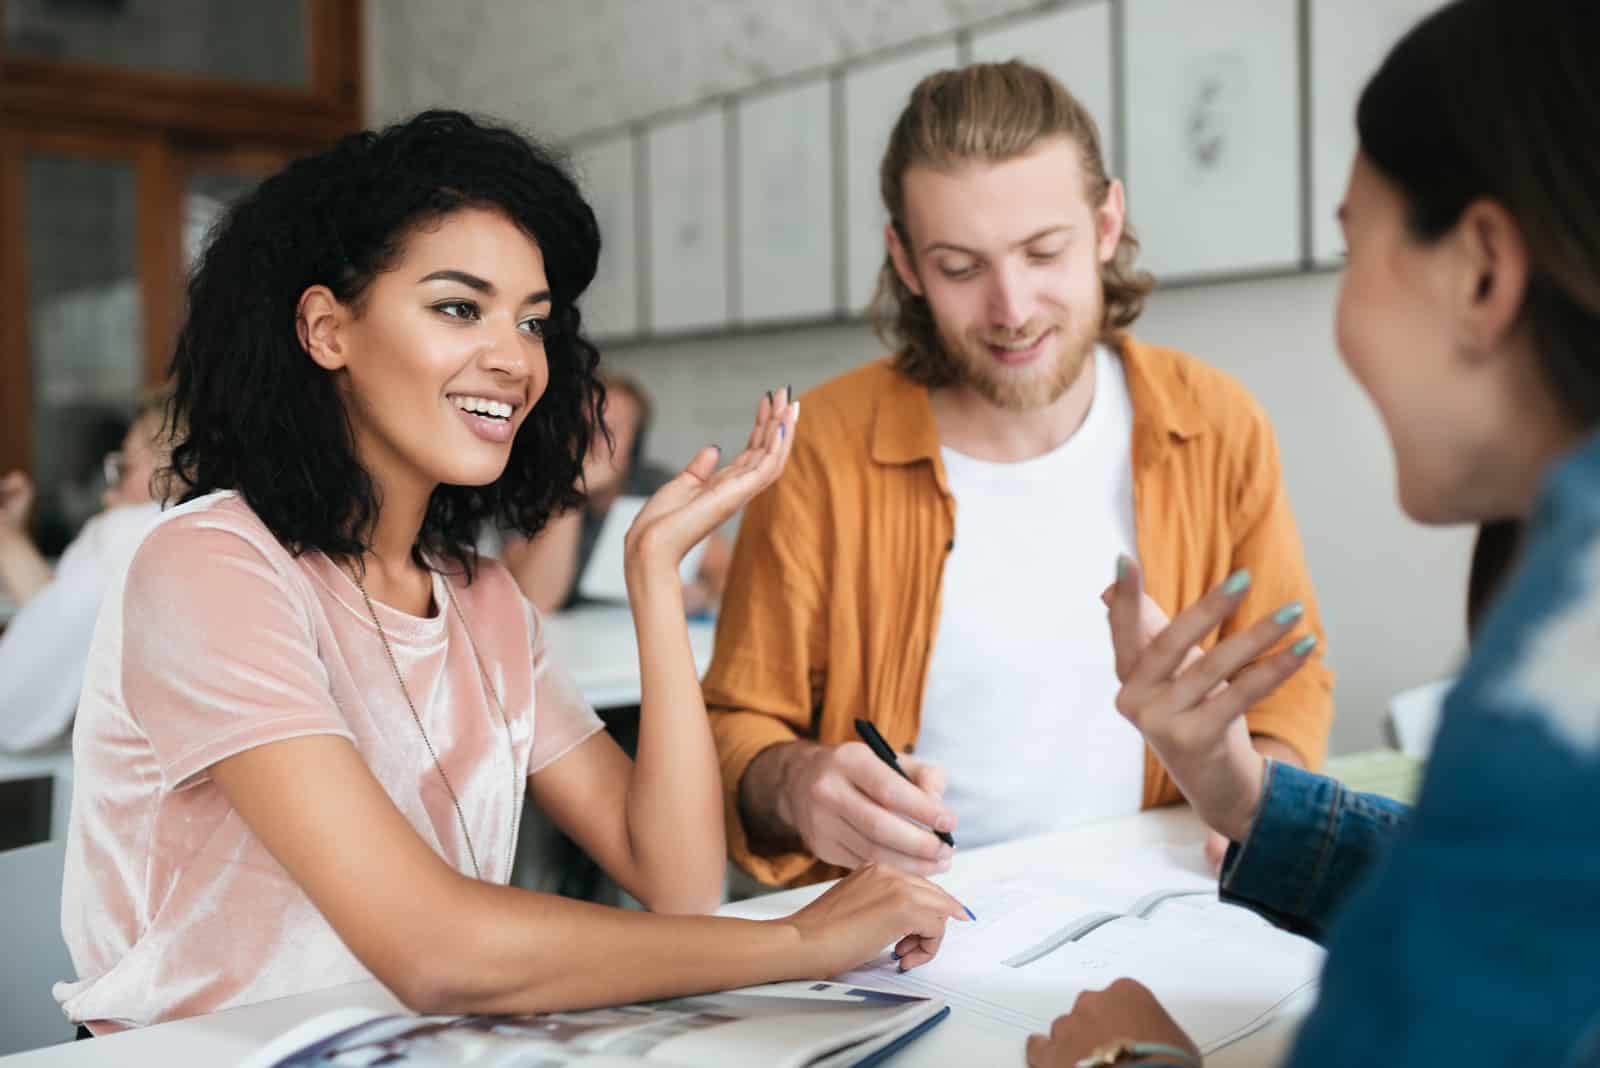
[
  {"xmin": 835, "ymin": 841, "xmax": 1325, "ymax": 1056},
  {"xmin": 239, "ymin": 981, "xmax": 948, "ymax": 1068}
]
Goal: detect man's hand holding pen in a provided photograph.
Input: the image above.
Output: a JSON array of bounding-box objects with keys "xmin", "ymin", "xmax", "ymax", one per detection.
[{"xmin": 750, "ymin": 735, "xmax": 959, "ymax": 877}]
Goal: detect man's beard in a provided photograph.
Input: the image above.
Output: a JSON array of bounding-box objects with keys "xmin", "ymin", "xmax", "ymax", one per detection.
[{"xmin": 938, "ymin": 310, "xmax": 1100, "ymax": 412}]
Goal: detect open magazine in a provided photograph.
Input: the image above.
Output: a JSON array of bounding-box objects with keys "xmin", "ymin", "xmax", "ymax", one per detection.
[{"xmin": 240, "ymin": 981, "xmax": 949, "ymax": 1068}]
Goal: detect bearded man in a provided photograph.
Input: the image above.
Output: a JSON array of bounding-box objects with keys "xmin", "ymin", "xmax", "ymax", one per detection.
[{"xmin": 705, "ymin": 61, "xmax": 1333, "ymax": 888}]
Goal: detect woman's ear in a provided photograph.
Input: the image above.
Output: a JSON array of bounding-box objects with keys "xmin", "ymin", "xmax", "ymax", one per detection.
[
  {"xmin": 297, "ymin": 285, "xmax": 349, "ymax": 371},
  {"xmin": 1453, "ymin": 198, "xmax": 1530, "ymax": 359}
]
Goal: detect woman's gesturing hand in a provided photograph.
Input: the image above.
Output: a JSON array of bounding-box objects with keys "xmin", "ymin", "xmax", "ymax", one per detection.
[
  {"xmin": 1105, "ymin": 557, "xmax": 1316, "ymax": 842},
  {"xmin": 624, "ymin": 388, "xmax": 798, "ymax": 584}
]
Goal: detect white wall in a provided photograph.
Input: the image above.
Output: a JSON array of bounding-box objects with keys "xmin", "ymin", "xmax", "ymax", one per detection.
[
  {"xmin": 1136, "ymin": 273, "xmax": 1474, "ymax": 753},
  {"xmin": 368, "ymin": 0, "xmax": 1038, "ymax": 140},
  {"xmin": 367, "ymin": 1, "xmax": 1475, "ymax": 754}
]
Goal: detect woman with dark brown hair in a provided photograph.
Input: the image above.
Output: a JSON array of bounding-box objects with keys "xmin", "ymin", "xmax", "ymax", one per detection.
[
  {"xmin": 56, "ymin": 111, "xmax": 967, "ymax": 1036},
  {"xmin": 1030, "ymin": 0, "xmax": 1600, "ymax": 1064}
]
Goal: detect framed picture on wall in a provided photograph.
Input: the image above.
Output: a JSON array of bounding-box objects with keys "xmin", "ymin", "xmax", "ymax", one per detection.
[
  {"xmin": 842, "ymin": 38, "xmax": 961, "ymax": 314},
  {"xmin": 970, "ymin": 0, "xmax": 1117, "ymax": 174},
  {"xmin": 571, "ymin": 131, "xmax": 640, "ymax": 340},
  {"xmin": 1122, "ymin": 0, "xmax": 1302, "ymax": 281},
  {"xmin": 646, "ymin": 105, "xmax": 730, "ymax": 334},
  {"xmin": 735, "ymin": 76, "xmax": 834, "ymax": 325},
  {"xmin": 1309, "ymin": 0, "xmax": 1448, "ymax": 265}
]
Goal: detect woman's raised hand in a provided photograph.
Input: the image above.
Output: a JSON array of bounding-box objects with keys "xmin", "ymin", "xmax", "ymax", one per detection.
[{"xmin": 624, "ymin": 388, "xmax": 798, "ymax": 582}]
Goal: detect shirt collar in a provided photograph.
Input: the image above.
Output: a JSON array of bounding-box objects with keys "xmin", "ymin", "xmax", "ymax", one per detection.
[{"xmin": 868, "ymin": 334, "xmax": 1205, "ymax": 469}]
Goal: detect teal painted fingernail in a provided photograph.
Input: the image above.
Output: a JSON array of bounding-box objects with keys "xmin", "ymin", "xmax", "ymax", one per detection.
[
  {"xmin": 1291, "ymin": 634, "xmax": 1318, "ymax": 657},
  {"xmin": 1272, "ymin": 602, "xmax": 1304, "ymax": 626},
  {"xmin": 1222, "ymin": 569, "xmax": 1251, "ymax": 596},
  {"xmin": 1116, "ymin": 555, "xmax": 1131, "ymax": 580},
  {"xmin": 891, "ymin": 950, "xmax": 902, "ymax": 961}
]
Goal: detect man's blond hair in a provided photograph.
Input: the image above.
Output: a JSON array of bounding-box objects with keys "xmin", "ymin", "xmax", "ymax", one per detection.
[{"xmin": 870, "ymin": 61, "xmax": 1152, "ymax": 387}]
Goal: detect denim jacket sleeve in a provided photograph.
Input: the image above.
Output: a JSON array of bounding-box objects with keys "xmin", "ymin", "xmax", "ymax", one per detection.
[
  {"xmin": 1245, "ymin": 436, "xmax": 1600, "ymax": 1068},
  {"xmin": 1217, "ymin": 761, "xmax": 1408, "ymax": 943}
]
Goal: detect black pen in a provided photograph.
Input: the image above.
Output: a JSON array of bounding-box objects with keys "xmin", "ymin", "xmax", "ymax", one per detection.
[{"xmin": 853, "ymin": 718, "xmax": 956, "ymax": 848}]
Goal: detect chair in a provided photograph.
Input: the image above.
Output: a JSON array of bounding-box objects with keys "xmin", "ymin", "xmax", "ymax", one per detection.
[
  {"xmin": 0, "ymin": 746, "xmax": 74, "ymax": 841},
  {"xmin": 1385, "ymin": 677, "xmax": 1455, "ymax": 759},
  {"xmin": 0, "ymin": 838, "xmax": 75, "ymax": 1055}
]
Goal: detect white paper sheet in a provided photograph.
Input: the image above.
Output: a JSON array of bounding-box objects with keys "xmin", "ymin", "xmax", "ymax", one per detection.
[{"xmin": 839, "ymin": 844, "xmax": 1323, "ymax": 1054}]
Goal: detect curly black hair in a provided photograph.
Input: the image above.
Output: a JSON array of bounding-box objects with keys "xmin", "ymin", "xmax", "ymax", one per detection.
[{"xmin": 167, "ymin": 110, "xmax": 605, "ymax": 580}]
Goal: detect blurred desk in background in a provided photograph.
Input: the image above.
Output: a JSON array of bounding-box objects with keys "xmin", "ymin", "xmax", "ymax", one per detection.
[
  {"xmin": 542, "ymin": 604, "xmax": 715, "ymax": 711},
  {"xmin": 513, "ymin": 605, "xmax": 717, "ymax": 902},
  {"xmin": 1323, "ymin": 748, "xmax": 1425, "ymax": 805}
]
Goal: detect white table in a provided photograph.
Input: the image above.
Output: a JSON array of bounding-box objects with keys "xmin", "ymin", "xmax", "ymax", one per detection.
[
  {"xmin": 541, "ymin": 605, "xmax": 716, "ymax": 711},
  {"xmin": 1, "ymin": 808, "xmax": 1311, "ymax": 1067}
]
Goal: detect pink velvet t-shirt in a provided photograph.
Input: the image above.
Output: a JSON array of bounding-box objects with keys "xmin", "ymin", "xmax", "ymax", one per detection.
[{"xmin": 55, "ymin": 492, "xmax": 603, "ymax": 1032}]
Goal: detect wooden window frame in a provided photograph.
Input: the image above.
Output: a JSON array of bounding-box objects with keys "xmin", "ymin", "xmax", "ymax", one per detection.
[
  {"xmin": 0, "ymin": 0, "xmax": 362, "ymax": 144},
  {"xmin": 0, "ymin": 0, "xmax": 362, "ymax": 478}
]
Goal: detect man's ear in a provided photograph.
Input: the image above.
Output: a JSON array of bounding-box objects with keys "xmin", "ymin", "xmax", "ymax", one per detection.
[
  {"xmin": 1451, "ymin": 198, "xmax": 1531, "ymax": 360},
  {"xmin": 297, "ymin": 285, "xmax": 349, "ymax": 371},
  {"xmin": 885, "ymin": 221, "xmax": 924, "ymax": 298},
  {"xmin": 1096, "ymin": 178, "xmax": 1128, "ymax": 264}
]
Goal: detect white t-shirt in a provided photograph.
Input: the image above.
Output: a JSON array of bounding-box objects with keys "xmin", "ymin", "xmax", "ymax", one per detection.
[{"xmin": 916, "ymin": 345, "xmax": 1146, "ymax": 848}]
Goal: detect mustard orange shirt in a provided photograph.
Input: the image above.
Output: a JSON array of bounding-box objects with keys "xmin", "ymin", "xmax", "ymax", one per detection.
[{"xmin": 705, "ymin": 336, "xmax": 1334, "ymax": 886}]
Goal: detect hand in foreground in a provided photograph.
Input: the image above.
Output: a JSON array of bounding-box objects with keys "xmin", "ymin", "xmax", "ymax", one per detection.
[
  {"xmin": 784, "ymin": 862, "xmax": 971, "ymax": 976},
  {"xmin": 0, "ymin": 471, "xmax": 34, "ymax": 532},
  {"xmin": 1097, "ymin": 582, "xmax": 1247, "ymax": 873},
  {"xmin": 779, "ymin": 740, "xmax": 956, "ymax": 877},
  {"xmin": 625, "ymin": 388, "xmax": 798, "ymax": 580},
  {"xmin": 1026, "ymin": 979, "xmax": 1200, "ymax": 1068},
  {"xmin": 1105, "ymin": 557, "xmax": 1315, "ymax": 843}
]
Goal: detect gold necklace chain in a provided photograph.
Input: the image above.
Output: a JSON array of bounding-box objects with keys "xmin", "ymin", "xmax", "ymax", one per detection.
[{"xmin": 352, "ymin": 567, "xmax": 518, "ymax": 883}]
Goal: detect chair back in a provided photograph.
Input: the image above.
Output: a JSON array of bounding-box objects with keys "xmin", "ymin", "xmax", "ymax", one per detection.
[
  {"xmin": 0, "ymin": 838, "xmax": 75, "ymax": 1055},
  {"xmin": 1386, "ymin": 677, "xmax": 1455, "ymax": 758}
]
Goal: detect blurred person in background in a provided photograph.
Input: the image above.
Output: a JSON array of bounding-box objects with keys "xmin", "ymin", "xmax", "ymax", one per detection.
[
  {"xmin": 502, "ymin": 371, "xmax": 730, "ymax": 617},
  {"xmin": 0, "ymin": 389, "xmax": 174, "ymax": 751}
]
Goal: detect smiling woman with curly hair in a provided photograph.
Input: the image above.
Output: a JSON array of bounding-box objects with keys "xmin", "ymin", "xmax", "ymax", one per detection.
[{"xmin": 55, "ymin": 110, "xmax": 966, "ymax": 1036}]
